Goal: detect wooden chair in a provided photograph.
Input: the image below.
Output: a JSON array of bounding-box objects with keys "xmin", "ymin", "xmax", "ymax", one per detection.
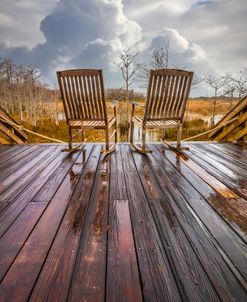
[
  {"xmin": 130, "ymin": 69, "xmax": 193, "ymax": 153},
  {"xmin": 57, "ymin": 69, "xmax": 117, "ymax": 154}
]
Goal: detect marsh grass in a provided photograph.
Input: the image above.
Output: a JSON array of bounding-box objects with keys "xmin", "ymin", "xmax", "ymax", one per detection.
[{"xmin": 17, "ymin": 98, "xmax": 233, "ymax": 143}]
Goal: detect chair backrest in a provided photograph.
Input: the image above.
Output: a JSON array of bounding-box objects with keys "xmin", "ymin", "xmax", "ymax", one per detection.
[
  {"xmin": 144, "ymin": 69, "xmax": 193, "ymax": 122},
  {"xmin": 57, "ymin": 69, "xmax": 107, "ymax": 122}
]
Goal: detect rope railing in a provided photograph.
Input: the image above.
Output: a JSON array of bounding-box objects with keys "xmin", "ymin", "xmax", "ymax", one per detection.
[
  {"xmin": 0, "ymin": 115, "xmax": 239, "ymax": 144},
  {"xmin": 182, "ymin": 117, "xmax": 238, "ymax": 141},
  {"xmin": 0, "ymin": 117, "xmax": 66, "ymax": 144}
]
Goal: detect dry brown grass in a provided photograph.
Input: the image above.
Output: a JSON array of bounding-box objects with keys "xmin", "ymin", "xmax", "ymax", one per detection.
[
  {"xmin": 187, "ymin": 98, "xmax": 237, "ymax": 116},
  {"xmin": 20, "ymin": 97, "xmax": 237, "ymax": 143}
]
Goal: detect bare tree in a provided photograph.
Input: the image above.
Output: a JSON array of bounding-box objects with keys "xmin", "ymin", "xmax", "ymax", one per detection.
[
  {"xmin": 224, "ymin": 81, "xmax": 236, "ymax": 111},
  {"xmin": 151, "ymin": 41, "xmax": 170, "ymax": 69},
  {"xmin": 230, "ymin": 67, "xmax": 247, "ymax": 100},
  {"xmin": 139, "ymin": 40, "xmax": 204, "ymax": 90},
  {"xmin": 116, "ymin": 48, "xmax": 139, "ymax": 129},
  {"xmin": 139, "ymin": 40, "xmax": 170, "ymax": 85},
  {"xmin": 205, "ymin": 74, "xmax": 232, "ymax": 126}
]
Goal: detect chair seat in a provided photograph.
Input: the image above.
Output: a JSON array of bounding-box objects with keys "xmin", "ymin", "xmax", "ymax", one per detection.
[
  {"xmin": 69, "ymin": 117, "xmax": 115, "ymax": 129},
  {"xmin": 132, "ymin": 117, "xmax": 179, "ymax": 129}
]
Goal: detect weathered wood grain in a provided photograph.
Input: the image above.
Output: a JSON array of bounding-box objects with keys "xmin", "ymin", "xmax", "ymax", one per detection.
[
  {"xmin": 157, "ymin": 145, "xmax": 247, "ymax": 237},
  {"xmin": 146, "ymin": 145, "xmax": 247, "ymax": 299},
  {"xmin": 0, "ymin": 202, "xmax": 47, "ymax": 281},
  {"xmin": 0, "ymin": 146, "xmax": 60, "ymax": 202},
  {"xmin": 185, "ymin": 145, "xmax": 247, "ymax": 199},
  {"xmin": 0, "ymin": 143, "xmax": 246, "ymax": 302},
  {"xmin": 190, "ymin": 143, "xmax": 247, "ymax": 178},
  {"xmin": 147, "ymin": 144, "xmax": 247, "ymax": 282},
  {"xmin": 0, "ymin": 145, "xmax": 34, "ymax": 167},
  {"xmin": 109, "ymin": 145, "xmax": 128, "ymax": 200},
  {"xmin": 120, "ymin": 144, "xmax": 182, "ymax": 302},
  {"xmin": 106, "ymin": 199, "xmax": 143, "ymax": 302},
  {"xmin": 197, "ymin": 143, "xmax": 247, "ymax": 170},
  {"xmin": 131, "ymin": 147, "xmax": 222, "ymax": 302},
  {"xmin": 29, "ymin": 145, "xmax": 100, "ymax": 302},
  {"xmin": 0, "ymin": 146, "xmax": 95, "ymax": 302},
  {"xmin": 68, "ymin": 146, "xmax": 110, "ymax": 302},
  {"xmin": 0, "ymin": 147, "xmax": 71, "ymax": 236},
  {"xmin": 33, "ymin": 145, "xmax": 92, "ymax": 202}
]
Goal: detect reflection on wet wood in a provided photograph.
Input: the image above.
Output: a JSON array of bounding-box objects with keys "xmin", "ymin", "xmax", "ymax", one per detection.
[
  {"xmin": 107, "ymin": 200, "xmax": 143, "ymax": 302},
  {"xmin": 0, "ymin": 142, "xmax": 246, "ymax": 302}
]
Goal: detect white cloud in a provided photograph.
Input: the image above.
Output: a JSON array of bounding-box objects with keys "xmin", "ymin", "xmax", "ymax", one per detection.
[
  {"xmin": 0, "ymin": 0, "xmax": 58, "ymax": 48},
  {"xmin": 0, "ymin": 0, "xmax": 246, "ymax": 95}
]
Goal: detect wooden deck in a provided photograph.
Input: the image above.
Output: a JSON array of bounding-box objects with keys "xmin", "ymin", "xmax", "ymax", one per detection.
[{"xmin": 0, "ymin": 142, "xmax": 246, "ymax": 302}]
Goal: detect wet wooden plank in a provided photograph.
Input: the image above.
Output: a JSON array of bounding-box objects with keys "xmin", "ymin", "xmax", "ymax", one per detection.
[
  {"xmin": 33, "ymin": 148, "xmax": 89, "ymax": 202},
  {"xmin": 147, "ymin": 144, "xmax": 247, "ymax": 283},
  {"xmin": 68, "ymin": 148, "xmax": 110, "ymax": 302},
  {"xmin": 29, "ymin": 145, "xmax": 100, "ymax": 302},
  {"xmin": 0, "ymin": 145, "xmax": 95, "ymax": 302},
  {"xmin": 0, "ymin": 145, "xmax": 49, "ymax": 182},
  {"xmin": 120, "ymin": 144, "xmax": 182, "ymax": 302},
  {"xmin": 185, "ymin": 145, "xmax": 247, "ymax": 199},
  {"xmin": 131, "ymin": 148, "xmax": 223, "ymax": 302},
  {"xmin": 0, "ymin": 145, "xmax": 35, "ymax": 167},
  {"xmin": 146, "ymin": 145, "xmax": 247, "ymax": 299},
  {"xmin": 221, "ymin": 142, "xmax": 247, "ymax": 157},
  {"xmin": 156, "ymin": 145, "xmax": 247, "ymax": 238},
  {"xmin": 0, "ymin": 148, "xmax": 70, "ymax": 237},
  {"xmin": 109, "ymin": 146, "xmax": 128, "ymax": 200},
  {"xmin": 189, "ymin": 144, "xmax": 247, "ymax": 178},
  {"xmin": 0, "ymin": 146, "xmax": 60, "ymax": 202},
  {"xmin": 106, "ymin": 199, "xmax": 143, "ymax": 302},
  {"xmin": 0, "ymin": 202, "xmax": 47, "ymax": 281},
  {"xmin": 199, "ymin": 143, "xmax": 247, "ymax": 169}
]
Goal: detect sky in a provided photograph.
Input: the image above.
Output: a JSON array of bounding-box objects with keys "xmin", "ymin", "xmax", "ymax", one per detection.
[{"xmin": 0, "ymin": 0, "xmax": 246, "ymax": 96}]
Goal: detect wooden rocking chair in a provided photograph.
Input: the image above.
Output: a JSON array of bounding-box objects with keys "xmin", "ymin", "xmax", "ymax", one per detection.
[
  {"xmin": 57, "ymin": 69, "xmax": 117, "ymax": 154},
  {"xmin": 130, "ymin": 69, "xmax": 193, "ymax": 153}
]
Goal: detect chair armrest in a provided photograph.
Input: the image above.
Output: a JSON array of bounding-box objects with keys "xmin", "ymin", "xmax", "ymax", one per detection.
[
  {"xmin": 109, "ymin": 100, "xmax": 118, "ymax": 109},
  {"xmin": 131, "ymin": 101, "xmax": 145, "ymax": 108}
]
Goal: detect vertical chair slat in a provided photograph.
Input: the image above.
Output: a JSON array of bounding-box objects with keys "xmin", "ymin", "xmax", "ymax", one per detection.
[
  {"xmin": 152, "ymin": 75, "xmax": 162, "ymax": 118},
  {"xmin": 95, "ymin": 74, "xmax": 103, "ymax": 119},
  {"xmin": 78, "ymin": 76, "xmax": 89, "ymax": 118},
  {"xmin": 82, "ymin": 76, "xmax": 92, "ymax": 118},
  {"xmin": 159, "ymin": 75, "xmax": 171, "ymax": 118},
  {"xmin": 67, "ymin": 76, "xmax": 77, "ymax": 119},
  {"xmin": 147, "ymin": 74, "xmax": 158, "ymax": 120},
  {"xmin": 164, "ymin": 75, "xmax": 175, "ymax": 118},
  {"xmin": 170, "ymin": 75, "xmax": 180, "ymax": 118},
  {"xmin": 71, "ymin": 76, "xmax": 80, "ymax": 119},
  {"xmin": 156, "ymin": 75, "xmax": 166, "ymax": 118},
  {"xmin": 179, "ymin": 75, "xmax": 193, "ymax": 119},
  {"xmin": 87, "ymin": 76, "xmax": 96, "ymax": 118},
  {"xmin": 57, "ymin": 74, "xmax": 70, "ymax": 121},
  {"xmin": 174, "ymin": 76, "xmax": 186, "ymax": 118},
  {"xmin": 91, "ymin": 75, "xmax": 99, "ymax": 119},
  {"xmin": 74, "ymin": 76, "xmax": 85, "ymax": 119},
  {"xmin": 172, "ymin": 76, "xmax": 184, "ymax": 118},
  {"xmin": 63, "ymin": 77, "xmax": 73, "ymax": 120}
]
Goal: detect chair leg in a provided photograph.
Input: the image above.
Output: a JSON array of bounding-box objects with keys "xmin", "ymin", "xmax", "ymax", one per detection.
[
  {"xmin": 69, "ymin": 127, "xmax": 72, "ymax": 149},
  {"xmin": 142, "ymin": 127, "xmax": 146, "ymax": 151},
  {"xmin": 61, "ymin": 126, "xmax": 84, "ymax": 153},
  {"xmin": 161, "ymin": 124, "xmax": 189, "ymax": 152},
  {"xmin": 81, "ymin": 128, "xmax": 86, "ymax": 144},
  {"xmin": 177, "ymin": 124, "xmax": 182, "ymax": 149},
  {"xmin": 114, "ymin": 120, "xmax": 118, "ymax": 145},
  {"xmin": 129, "ymin": 121, "xmax": 134, "ymax": 144},
  {"xmin": 101, "ymin": 127, "xmax": 116, "ymax": 155},
  {"xmin": 129, "ymin": 123, "xmax": 152, "ymax": 154}
]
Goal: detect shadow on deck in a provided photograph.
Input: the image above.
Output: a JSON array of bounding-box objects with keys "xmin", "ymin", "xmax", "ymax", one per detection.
[{"xmin": 0, "ymin": 142, "xmax": 246, "ymax": 301}]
